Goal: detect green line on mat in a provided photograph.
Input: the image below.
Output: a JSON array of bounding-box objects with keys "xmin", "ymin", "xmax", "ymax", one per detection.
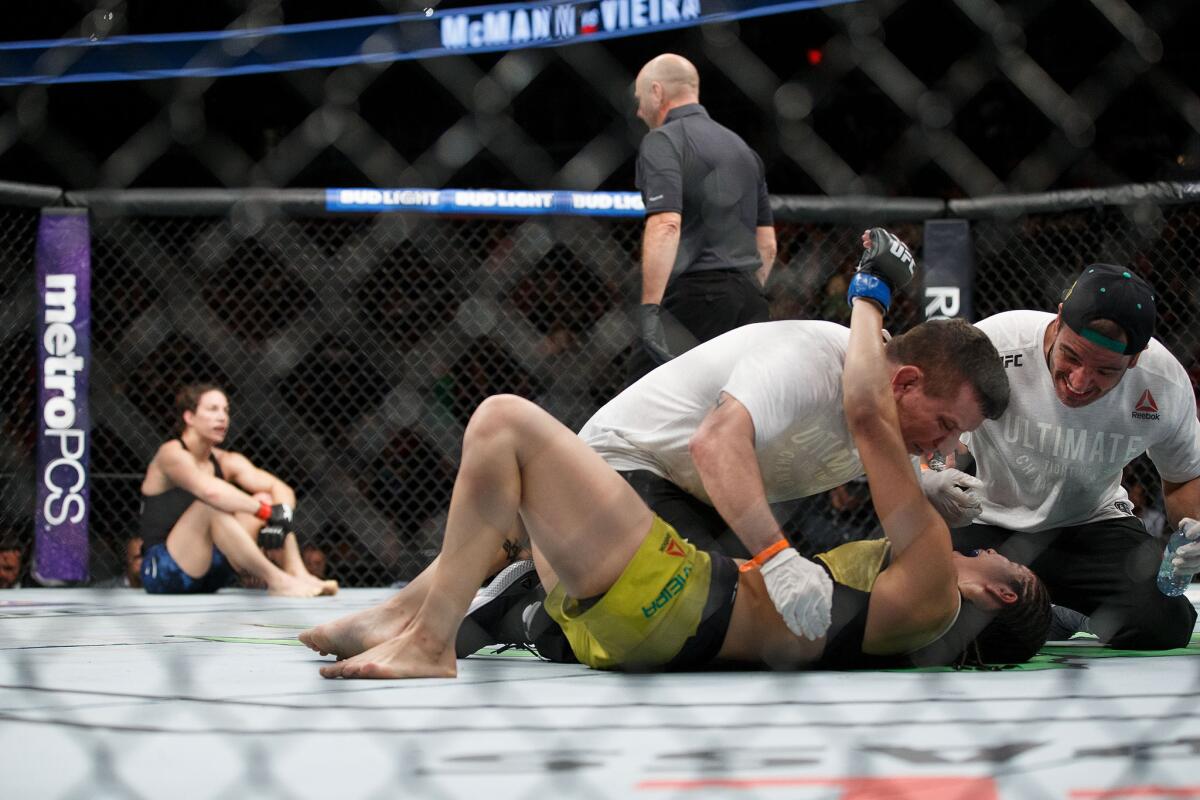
[
  {"xmin": 166, "ymin": 634, "xmax": 304, "ymax": 646},
  {"xmin": 469, "ymin": 647, "xmax": 542, "ymax": 659},
  {"xmin": 885, "ymin": 634, "xmax": 1200, "ymax": 673},
  {"xmin": 1038, "ymin": 638, "xmax": 1200, "ymax": 660}
]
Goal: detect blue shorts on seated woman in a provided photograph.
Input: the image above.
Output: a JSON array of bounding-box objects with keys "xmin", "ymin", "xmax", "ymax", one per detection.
[{"xmin": 141, "ymin": 543, "xmax": 238, "ymax": 594}]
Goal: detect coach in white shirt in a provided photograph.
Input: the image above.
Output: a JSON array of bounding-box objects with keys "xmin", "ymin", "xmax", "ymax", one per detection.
[{"xmin": 936, "ymin": 264, "xmax": 1200, "ymax": 649}]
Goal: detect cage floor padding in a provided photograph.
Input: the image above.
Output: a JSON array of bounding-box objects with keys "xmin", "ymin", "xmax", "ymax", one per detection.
[{"xmin": 2, "ymin": 587, "xmax": 1199, "ymax": 799}]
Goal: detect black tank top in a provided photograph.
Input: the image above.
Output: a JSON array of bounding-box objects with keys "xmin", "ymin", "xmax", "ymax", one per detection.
[
  {"xmin": 812, "ymin": 539, "xmax": 913, "ymax": 669},
  {"xmin": 812, "ymin": 539, "xmax": 963, "ymax": 670},
  {"xmin": 814, "ymin": 580, "xmax": 912, "ymax": 669},
  {"xmin": 138, "ymin": 438, "xmax": 224, "ymax": 550}
]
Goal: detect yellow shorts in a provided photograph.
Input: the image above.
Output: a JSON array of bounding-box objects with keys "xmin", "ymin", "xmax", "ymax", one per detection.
[{"xmin": 543, "ymin": 516, "xmax": 713, "ymax": 670}]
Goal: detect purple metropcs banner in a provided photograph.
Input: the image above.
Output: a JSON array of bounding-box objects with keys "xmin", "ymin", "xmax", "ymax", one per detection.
[{"xmin": 34, "ymin": 208, "xmax": 90, "ymax": 584}]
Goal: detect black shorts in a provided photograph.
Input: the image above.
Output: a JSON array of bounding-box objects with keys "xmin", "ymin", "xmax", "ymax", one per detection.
[
  {"xmin": 142, "ymin": 543, "xmax": 238, "ymax": 594},
  {"xmin": 620, "ymin": 470, "xmax": 751, "ymax": 559},
  {"xmin": 662, "ymin": 550, "xmax": 739, "ymax": 670}
]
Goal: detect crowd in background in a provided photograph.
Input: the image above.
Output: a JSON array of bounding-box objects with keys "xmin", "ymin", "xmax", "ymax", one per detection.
[
  {"xmin": 2, "ymin": 214, "xmax": 1199, "ymax": 588},
  {"xmin": 0, "ymin": 460, "xmax": 1174, "ymax": 591}
]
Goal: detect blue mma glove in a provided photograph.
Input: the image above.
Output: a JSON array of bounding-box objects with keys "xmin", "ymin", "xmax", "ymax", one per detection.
[{"xmin": 847, "ymin": 228, "xmax": 916, "ymax": 312}]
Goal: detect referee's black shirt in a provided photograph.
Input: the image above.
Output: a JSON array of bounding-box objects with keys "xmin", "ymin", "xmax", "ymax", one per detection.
[{"xmin": 635, "ymin": 103, "xmax": 772, "ymax": 278}]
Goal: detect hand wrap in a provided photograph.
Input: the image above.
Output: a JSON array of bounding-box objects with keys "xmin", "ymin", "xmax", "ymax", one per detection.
[
  {"xmin": 754, "ymin": 545, "xmax": 834, "ymax": 641},
  {"xmin": 1172, "ymin": 517, "xmax": 1200, "ymax": 575},
  {"xmin": 919, "ymin": 467, "xmax": 984, "ymax": 528}
]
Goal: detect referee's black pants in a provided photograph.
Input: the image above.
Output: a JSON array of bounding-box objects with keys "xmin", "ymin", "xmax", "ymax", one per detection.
[
  {"xmin": 951, "ymin": 517, "xmax": 1197, "ymax": 650},
  {"xmin": 620, "ymin": 470, "xmax": 751, "ymax": 559},
  {"xmin": 627, "ymin": 268, "xmax": 768, "ymax": 385}
]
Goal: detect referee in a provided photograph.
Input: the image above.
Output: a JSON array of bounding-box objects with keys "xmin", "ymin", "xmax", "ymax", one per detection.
[{"xmin": 629, "ymin": 53, "xmax": 777, "ymax": 384}]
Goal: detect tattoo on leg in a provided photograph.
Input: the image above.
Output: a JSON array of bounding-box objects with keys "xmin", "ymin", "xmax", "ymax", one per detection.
[{"xmin": 502, "ymin": 538, "xmax": 522, "ymax": 563}]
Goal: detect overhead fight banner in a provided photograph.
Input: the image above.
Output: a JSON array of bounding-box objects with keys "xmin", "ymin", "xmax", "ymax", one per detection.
[
  {"xmin": 327, "ymin": 188, "xmax": 645, "ymax": 217},
  {"xmin": 35, "ymin": 208, "xmax": 91, "ymax": 585},
  {"xmin": 0, "ymin": 0, "xmax": 854, "ymax": 85}
]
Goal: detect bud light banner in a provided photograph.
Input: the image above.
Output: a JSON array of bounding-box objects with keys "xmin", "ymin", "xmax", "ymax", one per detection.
[
  {"xmin": 326, "ymin": 188, "xmax": 646, "ymax": 217},
  {"xmin": 35, "ymin": 208, "xmax": 90, "ymax": 584}
]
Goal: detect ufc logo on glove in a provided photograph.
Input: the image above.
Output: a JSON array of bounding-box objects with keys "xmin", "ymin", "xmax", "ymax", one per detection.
[{"xmin": 888, "ymin": 238, "xmax": 915, "ymax": 266}]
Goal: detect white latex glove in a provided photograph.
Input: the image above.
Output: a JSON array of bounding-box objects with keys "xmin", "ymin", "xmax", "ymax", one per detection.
[
  {"xmin": 1172, "ymin": 517, "xmax": 1200, "ymax": 574},
  {"xmin": 759, "ymin": 547, "xmax": 833, "ymax": 640},
  {"xmin": 919, "ymin": 467, "xmax": 984, "ymax": 528}
]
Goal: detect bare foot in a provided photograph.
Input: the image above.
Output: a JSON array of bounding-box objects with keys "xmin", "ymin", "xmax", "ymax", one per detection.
[
  {"xmin": 297, "ymin": 572, "xmax": 338, "ymax": 596},
  {"xmin": 287, "ymin": 564, "xmax": 317, "ymax": 580},
  {"xmin": 267, "ymin": 573, "xmax": 325, "ymax": 598},
  {"xmin": 319, "ymin": 627, "xmax": 456, "ymax": 680},
  {"xmin": 299, "ymin": 594, "xmax": 417, "ymax": 658}
]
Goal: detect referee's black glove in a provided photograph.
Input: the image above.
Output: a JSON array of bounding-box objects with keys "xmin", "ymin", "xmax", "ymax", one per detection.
[{"xmin": 638, "ymin": 303, "xmax": 675, "ymax": 365}]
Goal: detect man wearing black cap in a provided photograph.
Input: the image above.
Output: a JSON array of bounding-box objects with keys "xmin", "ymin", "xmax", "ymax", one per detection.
[{"xmin": 937, "ymin": 264, "xmax": 1200, "ymax": 649}]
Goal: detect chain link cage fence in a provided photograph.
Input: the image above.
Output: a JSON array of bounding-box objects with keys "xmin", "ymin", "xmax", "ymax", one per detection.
[
  {"xmin": 0, "ymin": 186, "xmax": 1197, "ymax": 586},
  {"xmin": 0, "ymin": 186, "xmax": 60, "ymax": 586},
  {"xmin": 0, "ymin": 0, "xmax": 1193, "ymax": 589},
  {"xmin": 1, "ymin": 0, "xmax": 1198, "ymax": 196},
  {"xmin": 32, "ymin": 195, "xmax": 930, "ymax": 587},
  {"xmin": 1, "ymin": 4, "xmax": 1199, "ymax": 795}
]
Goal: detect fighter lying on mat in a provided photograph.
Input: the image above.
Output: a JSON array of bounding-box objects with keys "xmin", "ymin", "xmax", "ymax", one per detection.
[{"xmin": 301, "ymin": 254, "xmax": 1051, "ymax": 677}]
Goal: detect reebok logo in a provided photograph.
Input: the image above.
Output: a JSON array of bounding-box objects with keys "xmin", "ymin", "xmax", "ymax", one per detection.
[
  {"xmin": 662, "ymin": 536, "xmax": 686, "ymax": 558},
  {"xmin": 648, "ymin": 194, "xmax": 664, "ymax": 202},
  {"xmin": 1132, "ymin": 389, "xmax": 1160, "ymax": 420}
]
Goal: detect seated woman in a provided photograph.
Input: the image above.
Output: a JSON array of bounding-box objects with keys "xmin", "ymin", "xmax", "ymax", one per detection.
[
  {"xmin": 301, "ymin": 255, "xmax": 1049, "ymax": 678},
  {"xmin": 139, "ymin": 383, "xmax": 336, "ymax": 597}
]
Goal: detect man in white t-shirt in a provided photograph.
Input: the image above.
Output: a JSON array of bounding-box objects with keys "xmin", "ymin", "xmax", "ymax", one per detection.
[
  {"xmin": 580, "ymin": 314, "xmax": 1010, "ymax": 559},
  {"xmin": 939, "ymin": 264, "xmax": 1200, "ymax": 649}
]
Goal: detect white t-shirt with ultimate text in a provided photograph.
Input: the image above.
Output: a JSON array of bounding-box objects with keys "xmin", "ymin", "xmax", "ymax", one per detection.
[
  {"xmin": 965, "ymin": 310, "xmax": 1200, "ymax": 531},
  {"xmin": 579, "ymin": 320, "xmax": 862, "ymax": 504}
]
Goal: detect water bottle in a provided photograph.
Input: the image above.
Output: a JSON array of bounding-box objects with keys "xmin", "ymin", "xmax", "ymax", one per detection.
[{"xmin": 1156, "ymin": 524, "xmax": 1196, "ymax": 597}]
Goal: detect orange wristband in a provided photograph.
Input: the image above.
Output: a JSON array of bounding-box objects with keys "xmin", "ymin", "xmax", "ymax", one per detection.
[
  {"xmin": 255, "ymin": 502, "xmax": 271, "ymax": 521},
  {"xmin": 739, "ymin": 538, "xmax": 789, "ymax": 573}
]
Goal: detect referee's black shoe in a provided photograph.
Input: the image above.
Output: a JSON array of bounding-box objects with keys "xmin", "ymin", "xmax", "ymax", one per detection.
[
  {"xmin": 455, "ymin": 560, "xmax": 541, "ymax": 658},
  {"xmin": 454, "ymin": 559, "xmax": 577, "ymax": 663}
]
